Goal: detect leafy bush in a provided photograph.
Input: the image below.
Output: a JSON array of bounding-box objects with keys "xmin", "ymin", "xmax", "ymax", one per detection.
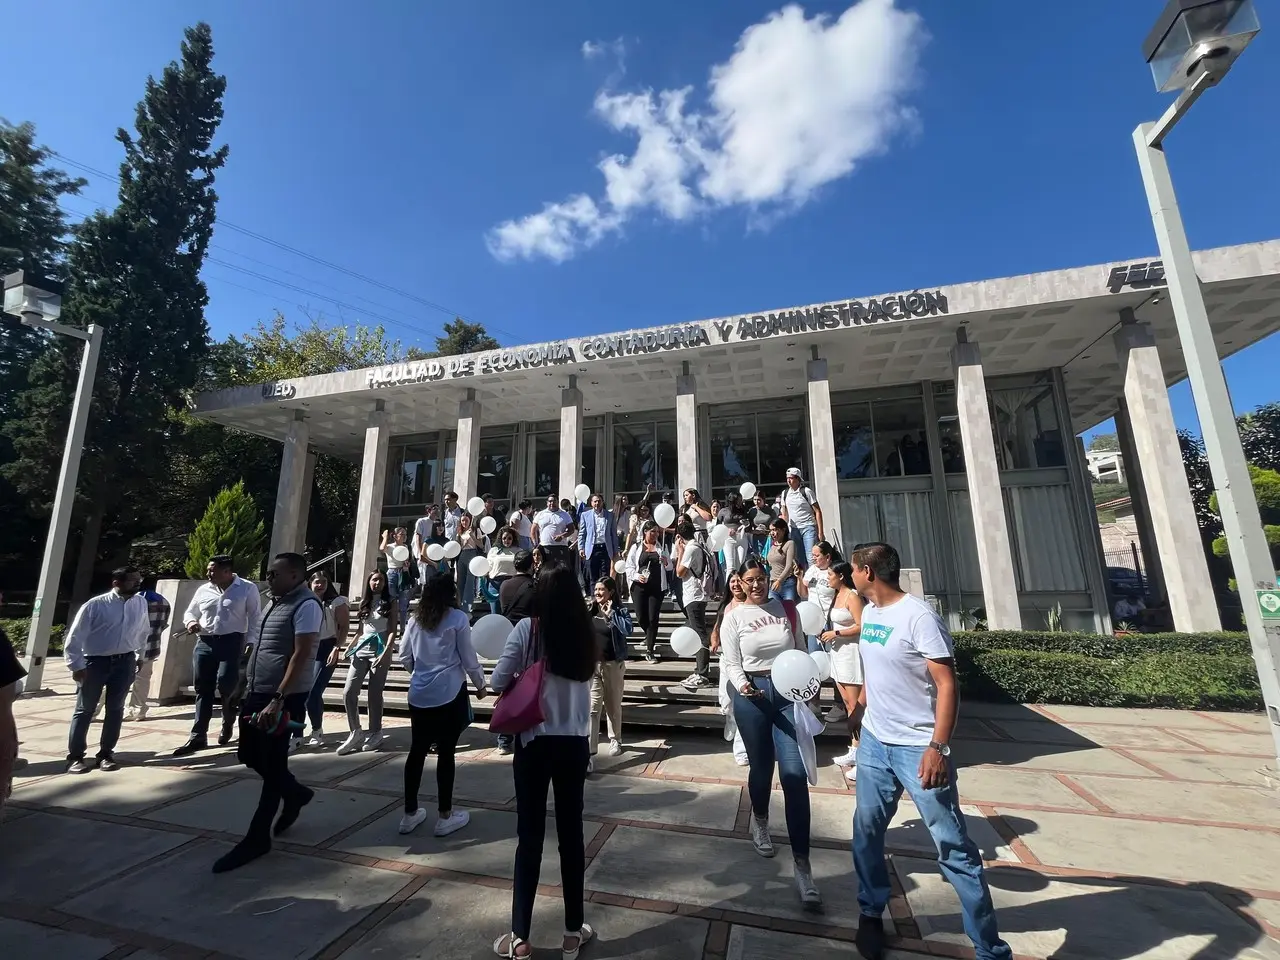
[
  {"xmin": 955, "ymin": 630, "xmax": 1251, "ymax": 658},
  {"xmin": 185, "ymin": 480, "xmax": 267, "ymax": 579},
  {"xmin": 0, "ymin": 619, "xmax": 66, "ymax": 657}
]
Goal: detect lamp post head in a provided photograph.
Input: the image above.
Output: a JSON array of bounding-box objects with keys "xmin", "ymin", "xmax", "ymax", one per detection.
[
  {"xmin": 3, "ymin": 270, "xmax": 63, "ymax": 323},
  {"xmin": 1143, "ymin": 0, "xmax": 1260, "ymax": 93}
]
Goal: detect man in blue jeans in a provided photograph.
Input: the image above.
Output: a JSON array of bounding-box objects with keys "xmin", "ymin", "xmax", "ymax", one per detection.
[
  {"xmin": 779, "ymin": 468, "xmax": 822, "ymax": 570},
  {"xmin": 847, "ymin": 542, "xmax": 1011, "ymax": 960}
]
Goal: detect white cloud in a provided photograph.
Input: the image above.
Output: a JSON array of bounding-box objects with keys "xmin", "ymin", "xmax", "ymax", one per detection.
[{"xmin": 487, "ymin": 0, "xmax": 925, "ymax": 264}]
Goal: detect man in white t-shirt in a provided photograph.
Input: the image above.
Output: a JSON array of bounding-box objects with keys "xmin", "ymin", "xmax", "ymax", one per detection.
[
  {"xmin": 531, "ymin": 494, "xmax": 574, "ymax": 568},
  {"xmin": 847, "ymin": 542, "xmax": 1011, "ymax": 960},
  {"xmin": 779, "ymin": 467, "xmax": 823, "ymax": 570},
  {"xmin": 674, "ymin": 520, "xmax": 713, "ymax": 690}
]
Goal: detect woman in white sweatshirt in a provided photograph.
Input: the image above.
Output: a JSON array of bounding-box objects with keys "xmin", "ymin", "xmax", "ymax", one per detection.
[{"xmin": 719, "ymin": 556, "xmax": 820, "ymax": 908}]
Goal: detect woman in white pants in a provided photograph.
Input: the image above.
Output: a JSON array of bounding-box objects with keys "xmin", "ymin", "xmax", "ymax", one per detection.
[
  {"xmin": 819, "ymin": 561, "xmax": 864, "ymax": 780},
  {"xmin": 710, "ymin": 570, "xmax": 749, "ymax": 765},
  {"xmin": 338, "ymin": 571, "xmax": 399, "ymax": 755}
]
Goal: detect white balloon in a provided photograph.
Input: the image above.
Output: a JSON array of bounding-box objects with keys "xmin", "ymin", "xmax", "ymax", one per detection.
[
  {"xmin": 471, "ymin": 613, "xmax": 513, "ymax": 660},
  {"xmin": 468, "ymin": 555, "xmax": 490, "ymax": 577},
  {"xmin": 426, "ymin": 543, "xmax": 444, "ymax": 562},
  {"xmin": 795, "ymin": 600, "xmax": 825, "ymax": 635},
  {"xmin": 810, "ymin": 650, "xmax": 832, "ymax": 683},
  {"xmin": 391, "ymin": 544, "xmax": 410, "ymax": 563},
  {"xmin": 772, "ymin": 648, "xmax": 822, "ymax": 703},
  {"xmin": 479, "ymin": 516, "xmax": 497, "ymax": 535},
  {"xmin": 442, "ymin": 540, "xmax": 462, "ymax": 560},
  {"xmin": 653, "ymin": 503, "xmax": 676, "ymax": 528},
  {"xmin": 669, "ymin": 626, "xmax": 702, "ymax": 658},
  {"xmin": 613, "ymin": 559, "xmax": 626, "ymax": 574},
  {"xmin": 739, "ymin": 481, "xmax": 757, "ymax": 499},
  {"xmin": 467, "ymin": 496, "xmax": 486, "ymax": 516},
  {"xmin": 707, "ymin": 524, "xmax": 729, "ymax": 552},
  {"xmin": 574, "ymin": 483, "xmax": 591, "ymax": 503}
]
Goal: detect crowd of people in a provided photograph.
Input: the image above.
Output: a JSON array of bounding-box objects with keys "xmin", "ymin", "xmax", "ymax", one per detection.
[{"xmin": 0, "ymin": 464, "xmax": 1016, "ymax": 960}]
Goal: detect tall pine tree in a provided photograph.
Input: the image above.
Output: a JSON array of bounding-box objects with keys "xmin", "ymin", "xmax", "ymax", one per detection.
[{"xmin": 4, "ymin": 23, "xmax": 227, "ymax": 606}]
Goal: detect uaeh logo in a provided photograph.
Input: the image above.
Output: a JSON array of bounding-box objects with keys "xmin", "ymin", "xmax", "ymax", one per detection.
[{"xmin": 862, "ymin": 623, "xmax": 893, "ymax": 646}]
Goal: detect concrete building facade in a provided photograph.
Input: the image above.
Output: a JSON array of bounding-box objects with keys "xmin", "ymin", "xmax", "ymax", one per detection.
[{"xmin": 192, "ymin": 240, "xmax": 1280, "ymax": 633}]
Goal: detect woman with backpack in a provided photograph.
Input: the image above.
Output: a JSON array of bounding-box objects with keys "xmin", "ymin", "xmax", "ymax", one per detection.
[
  {"xmin": 337, "ymin": 571, "xmax": 399, "ymax": 755},
  {"xmin": 719, "ymin": 556, "xmax": 820, "ymax": 907},
  {"xmin": 397, "ymin": 572, "xmax": 487, "ymax": 837},
  {"xmin": 489, "ymin": 565, "xmax": 598, "ymax": 959}
]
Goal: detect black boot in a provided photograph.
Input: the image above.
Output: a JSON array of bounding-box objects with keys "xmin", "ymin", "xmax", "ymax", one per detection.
[
  {"xmin": 211, "ymin": 838, "xmax": 270, "ymax": 874},
  {"xmin": 855, "ymin": 915, "xmax": 886, "ymax": 960},
  {"xmin": 218, "ymin": 717, "xmax": 236, "ymax": 746},
  {"xmin": 172, "ymin": 737, "xmax": 208, "ymax": 758},
  {"xmin": 273, "ymin": 786, "xmax": 314, "ymax": 836}
]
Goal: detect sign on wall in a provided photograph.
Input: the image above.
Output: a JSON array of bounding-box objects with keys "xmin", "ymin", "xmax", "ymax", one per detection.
[{"xmin": 1107, "ymin": 260, "xmax": 1166, "ymax": 294}]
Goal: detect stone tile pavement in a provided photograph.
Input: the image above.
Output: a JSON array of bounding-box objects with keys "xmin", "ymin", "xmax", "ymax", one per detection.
[{"xmin": 5, "ymin": 663, "xmax": 1280, "ymax": 959}]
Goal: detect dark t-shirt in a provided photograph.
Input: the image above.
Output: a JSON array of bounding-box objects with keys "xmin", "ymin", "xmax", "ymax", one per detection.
[
  {"xmin": 749, "ymin": 505, "xmax": 777, "ymax": 533},
  {"xmin": 0, "ymin": 626, "xmax": 27, "ymax": 687},
  {"xmin": 590, "ymin": 612, "xmax": 613, "ymax": 659},
  {"xmin": 500, "ymin": 575, "xmax": 536, "ymax": 624}
]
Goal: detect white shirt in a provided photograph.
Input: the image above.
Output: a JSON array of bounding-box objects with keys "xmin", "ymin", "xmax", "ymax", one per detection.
[
  {"xmin": 685, "ymin": 504, "xmax": 709, "ymax": 532},
  {"xmin": 443, "ymin": 505, "xmax": 464, "ymax": 539},
  {"xmin": 64, "ymin": 590, "xmax": 151, "ymax": 673},
  {"xmin": 680, "ymin": 542, "xmax": 709, "ymax": 606},
  {"xmin": 183, "ymin": 575, "xmax": 262, "ymax": 644},
  {"xmin": 533, "ymin": 508, "xmax": 573, "ymax": 545},
  {"xmin": 781, "ymin": 486, "xmax": 818, "ymax": 528},
  {"xmin": 719, "ymin": 599, "xmax": 804, "ymax": 693},
  {"xmin": 859, "ymin": 593, "xmax": 953, "ymax": 746},
  {"xmin": 511, "ymin": 511, "xmax": 533, "ymax": 539},
  {"xmin": 489, "ymin": 617, "xmax": 591, "ymax": 746},
  {"xmin": 412, "ymin": 516, "xmax": 434, "ymax": 558},
  {"xmin": 320, "ymin": 595, "xmax": 349, "ymax": 642},
  {"xmin": 488, "ymin": 547, "xmax": 518, "ymax": 578},
  {"xmin": 803, "ymin": 565, "xmax": 837, "ymax": 621},
  {"xmin": 397, "ymin": 607, "xmax": 486, "ymax": 709}
]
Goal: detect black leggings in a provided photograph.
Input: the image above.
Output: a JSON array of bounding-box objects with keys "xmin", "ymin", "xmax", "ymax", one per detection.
[
  {"xmin": 632, "ymin": 584, "xmax": 663, "ymax": 654},
  {"xmin": 403, "ymin": 685, "xmax": 470, "ymax": 814}
]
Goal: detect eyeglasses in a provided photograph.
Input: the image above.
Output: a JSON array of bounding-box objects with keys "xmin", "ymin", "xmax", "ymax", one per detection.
[
  {"xmin": 265, "ymin": 570, "xmax": 277, "ymax": 580},
  {"xmin": 740, "ymin": 576, "xmax": 768, "ymax": 587}
]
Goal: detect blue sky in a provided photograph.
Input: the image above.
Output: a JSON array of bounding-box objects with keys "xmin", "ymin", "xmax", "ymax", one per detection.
[{"xmin": 3, "ymin": 0, "xmax": 1277, "ymax": 441}]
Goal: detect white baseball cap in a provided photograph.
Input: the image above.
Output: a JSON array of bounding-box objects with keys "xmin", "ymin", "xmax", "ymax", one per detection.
[{"xmin": 786, "ymin": 467, "xmax": 802, "ymax": 479}]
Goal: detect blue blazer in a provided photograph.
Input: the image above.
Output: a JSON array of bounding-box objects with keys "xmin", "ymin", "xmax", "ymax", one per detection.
[{"xmin": 578, "ymin": 508, "xmax": 619, "ymax": 556}]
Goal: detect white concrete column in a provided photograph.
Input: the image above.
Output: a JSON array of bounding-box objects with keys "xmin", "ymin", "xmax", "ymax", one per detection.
[
  {"xmin": 1115, "ymin": 317, "xmax": 1220, "ymax": 631},
  {"xmin": 349, "ymin": 402, "xmax": 389, "ymax": 590},
  {"xmin": 454, "ymin": 389, "xmax": 482, "ymax": 501},
  {"xmin": 806, "ymin": 354, "xmax": 843, "ymax": 549},
  {"xmin": 676, "ymin": 365, "xmax": 700, "ymax": 496},
  {"xmin": 559, "ymin": 377, "xmax": 584, "ymax": 502},
  {"xmin": 269, "ymin": 411, "xmax": 309, "ymax": 558},
  {"xmin": 950, "ymin": 332, "xmax": 1021, "ymax": 629},
  {"xmin": 294, "ymin": 448, "xmax": 317, "ymax": 551}
]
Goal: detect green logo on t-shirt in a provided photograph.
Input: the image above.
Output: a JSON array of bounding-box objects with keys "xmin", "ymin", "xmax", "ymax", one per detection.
[{"xmin": 862, "ymin": 622, "xmax": 892, "ymax": 645}]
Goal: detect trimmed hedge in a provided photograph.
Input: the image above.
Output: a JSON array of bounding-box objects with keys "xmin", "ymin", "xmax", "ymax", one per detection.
[
  {"xmin": 0, "ymin": 619, "xmax": 66, "ymax": 657},
  {"xmin": 952, "ymin": 630, "xmax": 1261, "ymax": 711}
]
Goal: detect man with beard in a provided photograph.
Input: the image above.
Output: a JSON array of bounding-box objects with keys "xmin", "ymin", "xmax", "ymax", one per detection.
[{"xmin": 63, "ymin": 566, "xmax": 150, "ymax": 773}]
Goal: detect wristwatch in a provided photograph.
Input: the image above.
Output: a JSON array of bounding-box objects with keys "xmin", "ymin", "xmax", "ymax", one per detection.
[
  {"xmin": 270, "ymin": 691, "xmax": 284, "ymax": 704},
  {"xmin": 929, "ymin": 740, "xmax": 951, "ymax": 757}
]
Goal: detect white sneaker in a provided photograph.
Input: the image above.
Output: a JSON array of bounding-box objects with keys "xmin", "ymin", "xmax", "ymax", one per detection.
[
  {"xmin": 304, "ymin": 732, "xmax": 326, "ymax": 748},
  {"xmin": 433, "ymin": 809, "xmax": 470, "ymax": 837},
  {"xmin": 831, "ymin": 744, "xmax": 858, "ymax": 767},
  {"xmin": 749, "ymin": 815, "xmax": 775, "ymax": 858},
  {"xmin": 845, "ymin": 763, "xmax": 857, "ymax": 782},
  {"xmin": 336, "ymin": 730, "xmax": 364, "ymax": 755},
  {"xmin": 680, "ymin": 673, "xmax": 710, "ymax": 690},
  {"xmin": 361, "ymin": 731, "xmax": 386, "ymax": 752},
  {"xmin": 606, "ymin": 739, "xmax": 622, "ymax": 757},
  {"xmin": 794, "ymin": 857, "xmax": 822, "ymax": 906},
  {"xmin": 734, "ymin": 753, "xmax": 750, "ymax": 767},
  {"xmin": 398, "ymin": 808, "xmax": 428, "ymax": 834}
]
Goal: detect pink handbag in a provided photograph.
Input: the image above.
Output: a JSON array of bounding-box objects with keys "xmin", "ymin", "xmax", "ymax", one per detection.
[{"xmin": 488, "ymin": 619, "xmax": 546, "ymax": 735}]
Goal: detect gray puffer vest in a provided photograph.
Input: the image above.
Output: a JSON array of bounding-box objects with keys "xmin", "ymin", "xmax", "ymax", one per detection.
[{"xmin": 246, "ymin": 582, "xmax": 322, "ymax": 696}]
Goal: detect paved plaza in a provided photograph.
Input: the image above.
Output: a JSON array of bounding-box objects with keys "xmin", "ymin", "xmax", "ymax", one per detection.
[{"xmin": 5, "ymin": 664, "xmax": 1280, "ymax": 959}]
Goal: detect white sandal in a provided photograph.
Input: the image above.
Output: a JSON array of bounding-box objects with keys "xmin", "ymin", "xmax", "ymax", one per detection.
[
  {"xmin": 563, "ymin": 922, "xmax": 595, "ymax": 959},
  {"xmin": 493, "ymin": 933, "xmax": 531, "ymax": 958}
]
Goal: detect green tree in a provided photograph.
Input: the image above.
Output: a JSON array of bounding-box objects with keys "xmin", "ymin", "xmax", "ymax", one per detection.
[
  {"xmin": 405, "ymin": 317, "xmax": 500, "ymax": 360},
  {"xmin": 1087, "ymin": 432, "xmax": 1119, "ymax": 452},
  {"xmin": 4, "ymin": 23, "xmax": 227, "ymax": 606},
  {"xmin": 1209, "ymin": 465, "xmax": 1280, "ymax": 590},
  {"xmin": 1239, "ymin": 402, "xmax": 1280, "ymax": 473},
  {"xmin": 0, "ymin": 121, "xmax": 85, "ymax": 582},
  {"xmin": 185, "ymin": 481, "xmax": 266, "ymax": 579}
]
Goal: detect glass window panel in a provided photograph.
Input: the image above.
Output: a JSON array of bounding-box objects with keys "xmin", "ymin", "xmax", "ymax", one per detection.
[
  {"xmin": 990, "ymin": 384, "xmax": 1066, "ymax": 470},
  {"xmin": 832, "ymin": 402, "xmax": 876, "ymax": 479},
  {"xmin": 582, "ymin": 427, "xmax": 600, "ymax": 497},
  {"xmin": 709, "ymin": 415, "xmax": 757, "ymax": 493},
  {"xmin": 441, "ymin": 439, "xmax": 456, "ymax": 498},
  {"xmin": 527, "ymin": 431, "xmax": 558, "ymax": 499},
  {"xmin": 476, "ymin": 434, "xmax": 513, "ymax": 504},
  {"xmin": 613, "ymin": 422, "xmax": 654, "ymax": 495},
  {"xmin": 390, "ymin": 442, "xmax": 438, "ymax": 505},
  {"xmin": 655, "ymin": 421, "xmax": 678, "ymax": 492},
  {"xmin": 872, "ymin": 397, "xmax": 930, "ymax": 477},
  {"xmin": 932, "ymin": 383, "xmax": 965, "ymax": 474},
  {"xmin": 384, "ymin": 445, "xmax": 405, "ymax": 505},
  {"xmin": 756, "ymin": 410, "xmax": 806, "ymax": 488}
]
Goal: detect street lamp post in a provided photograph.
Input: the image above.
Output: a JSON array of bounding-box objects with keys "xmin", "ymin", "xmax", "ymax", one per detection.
[
  {"xmin": 1132, "ymin": 0, "xmax": 1280, "ymax": 764},
  {"xmin": 2, "ymin": 271, "xmax": 104, "ymax": 692}
]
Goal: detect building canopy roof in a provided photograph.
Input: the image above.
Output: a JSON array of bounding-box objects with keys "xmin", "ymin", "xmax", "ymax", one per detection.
[{"xmin": 193, "ymin": 240, "xmax": 1280, "ymax": 457}]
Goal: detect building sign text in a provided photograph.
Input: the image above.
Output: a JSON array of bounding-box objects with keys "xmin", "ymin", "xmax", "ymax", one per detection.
[{"xmin": 1107, "ymin": 260, "xmax": 1166, "ymax": 294}]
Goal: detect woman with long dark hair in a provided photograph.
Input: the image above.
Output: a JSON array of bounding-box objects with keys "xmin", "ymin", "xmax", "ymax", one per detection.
[
  {"xmin": 300, "ymin": 571, "xmax": 349, "ymax": 748},
  {"xmin": 624, "ymin": 522, "xmax": 670, "ymax": 662},
  {"xmin": 711, "ymin": 570, "xmax": 749, "ymax": 766},
  {"xmin": 490, "ymin": 565, "xmax": 598, "ymax": 959},
  {"xmin": 587, "ymin": 576, "xmax": 632, "ymax": 769},
  {"xmin": 337, "ymin": 571, "xmax": 398, "ymax": 755},
  {"xmin": 819, "ymin": 560, "xmax": 865, "ymax": 781},
  {"xmin": 397, "ymin": 573, "xmax": 487, "ymax": 836},
  {"xmin": 720, "ymin": 556, "xmax": 819, "ymax": 906},
  {"xmin": 682, "ymin": 487, "xmax": 712, "ymax": 535},
  {"xmin": 767, "ymin": 518, "xmax": 800, "ymax": 601},
  {"xmin": 485, "ymin": 526, "xmax": 521, "ymax": 614},
  {"xmin": 456, "ymin": 513, "xmax": 487, "ymax": 612}
]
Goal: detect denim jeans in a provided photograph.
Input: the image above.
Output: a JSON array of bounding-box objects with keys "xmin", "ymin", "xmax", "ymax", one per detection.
[
  {"xmin": 191, "ymin": 633, "xmax": 244, "ymax": 739},
  {"xmin": 387, "ymin": 568, "xmax": 411, "ymax": 623},
  {"xmin": 789, "ymin": 523, "xmax": 818, "ymax": 570},
  {"xmin": 730, "ymin": 675, "xmax": 810, "ymax": 857},
  {"xmin": 772, "ymin": 576, "xmax": 798, "ymax": 601},
  {"xmin": 68, "ymin": 653, "xmax": 136, "ymax": 761},
  {"xmin": 853, "ymin": 728, "xmax": 1012, "ymax": 960},
  {"xmin": 304, "ymin": 638, "xmax": 338, "ymax": 732}
]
